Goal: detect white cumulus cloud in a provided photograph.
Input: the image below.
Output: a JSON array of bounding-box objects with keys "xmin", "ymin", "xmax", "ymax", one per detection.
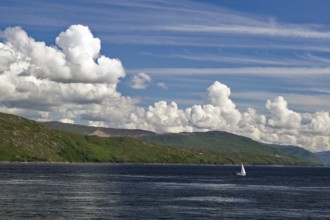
[
  {"xmin": 0, "ymin": 25, "xmax": 131, "ymax": 125},
  {"xmin": 266, "ymin": 96, "xmax": 302, "ymax": 129},
  {"xmin": 129, "ymin": 72, "xmax": 151, "ymax": 89},
  {"xmin": 59, "ymin": 118, "xmax": 75, "ymax": 124},
  {"xmin": 2, "ymin": 25, "xmax": 125, "ymax": 84},
  {"xmin": 56, "ymin": 25, "xmax": 125, "ymax": 84}
]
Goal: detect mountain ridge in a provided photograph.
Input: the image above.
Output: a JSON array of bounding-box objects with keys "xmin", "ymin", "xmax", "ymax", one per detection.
[
  {"xmin": 41, "ymin": 119, "xmax": 323, "ymax": 166},
  {"xmin": 269, "ymin": 144, "xmax": 322, "ymax": 165},
  {"xmin": 42, "ymin": 121, "xmax": 155, "ymax": 137},
  {"xmin": 0, "ymin": 112, "xmax": 323, "ymax": 165}
]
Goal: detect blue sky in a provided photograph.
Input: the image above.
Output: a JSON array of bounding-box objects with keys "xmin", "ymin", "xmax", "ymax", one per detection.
[
  {"xmin": 0, "ymin": 0, "xmax": 330, "ymax": 151},
  {"xmin": 1, "ymin": 0, "xmax": 329, "ymax": 112}
]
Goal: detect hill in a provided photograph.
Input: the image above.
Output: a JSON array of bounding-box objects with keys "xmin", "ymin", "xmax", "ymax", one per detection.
[
  {"xmin": 41, "ymin": 121, "xmax": 96, "ymax": 135},
  {"xmin": 139, "ymin": 131, "xmax": 322, "ymax": 166},
  {"xmin": 41, "ymin": 121, "xmax": 322, "ymax": 166},
  {"xmin": 269, "ymin": 144, "xmax": 322, "ymax": 165},
  {"xmin": 0, "ymin": 112, "xmax": 322, "ymax": 165},
  {"xmin": 42, "ymin": 121, "xmax": 155, "ymax": 137},
  {"xmin": 315, "ymin": 151, "xmax": 330, "ymax": 166},
  {"xmin": 141, "ymin": 131, "xmax": 271, "ymax": 153},
  {"xmin": 0, "ymin": 112, "xmax": 228, "ymax": 163}
]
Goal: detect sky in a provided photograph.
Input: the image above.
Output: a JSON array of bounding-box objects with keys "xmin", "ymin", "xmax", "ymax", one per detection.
[{"xmin": 0, "ymin": 0, "xmax": 329, "ymax": 152}]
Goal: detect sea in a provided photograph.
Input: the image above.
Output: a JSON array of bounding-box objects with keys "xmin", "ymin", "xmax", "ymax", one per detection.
[{"xmin": 0, "ymin": 163, "xmax": 330, "ymax": 219}]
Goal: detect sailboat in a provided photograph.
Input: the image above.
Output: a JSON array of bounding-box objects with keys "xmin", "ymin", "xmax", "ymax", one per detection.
[{"xmin": 236, "ymin": 163, "xmax": 246, "ymax": 176}]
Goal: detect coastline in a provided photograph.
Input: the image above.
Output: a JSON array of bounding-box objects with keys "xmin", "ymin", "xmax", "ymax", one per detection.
[{"xmin": 0, "ymin": 161, "xmax": 324, "ymax": 167}]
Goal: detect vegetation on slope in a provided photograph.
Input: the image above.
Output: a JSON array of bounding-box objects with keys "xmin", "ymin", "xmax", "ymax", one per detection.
[
  {"xmin": 0, "ymin": 113, "xmax": 63, "ymax": 162},
  {"xmin": 41, "ymin": 121, "xmax": 97, "ymax": 135},
  {"xmin": 269, "ymin": 144, "xmax": 322, "ymax": 165},
  {"xmin": 0, "ymin": 113, "xmax": 212, "ymax": 163},
  {"xmin": 42, "ymin": 121, "xmax": 155, "ymax": 137},
  {"xmin": 140, "ymin": 131, "xmax": 322, "ymax": 166},
  {"xmin": 0, "ymin": 112, "xmax": 255, "ymax": 164},
  {"xmin": 55, "ymin": 132, "xmax": 230, "ymax": 164}
]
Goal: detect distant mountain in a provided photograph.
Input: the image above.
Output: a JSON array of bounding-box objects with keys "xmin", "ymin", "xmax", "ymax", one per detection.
[
  {"xmin": 0, "ymin": 112, "xmax": 322, "ymax": 165},
  {"xmin": 139, "ymin": 131, "xmax": 322, "ymax": 166},
  {"xmin": 269, "ymin": 144, "xmax": 322, "ymax": 165},
  {"xmin": 42, "ymin": 121, "xmax": 155, "ymax": 137},
  {"xmin": 315, "ymin": 151, "xmax": 330, "ymax": 166},
  {"xmin": 41, "ymin": 121, "xmax": 96, "ymax": 135}
]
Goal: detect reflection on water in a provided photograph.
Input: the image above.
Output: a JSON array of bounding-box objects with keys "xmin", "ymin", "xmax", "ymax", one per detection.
[
  {"xmin": 0, "ymin": 163, "xmax": 330, "ymax": 219},
  {"xmin": 175, "ymin": 196, "xmax": 252, "ymax": 203}
]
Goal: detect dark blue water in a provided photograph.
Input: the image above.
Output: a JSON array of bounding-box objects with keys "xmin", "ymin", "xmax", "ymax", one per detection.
[{"xmin": 0, "ymin": 164, "xmax": 329, "ymax": 219}]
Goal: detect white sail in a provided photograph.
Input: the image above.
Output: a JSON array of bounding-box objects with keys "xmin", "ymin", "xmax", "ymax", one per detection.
[
  {"xmin": 236, "ymin": 163, "xmax": 246, "ymax": 176},
  {"xmin": 240, "ymin": 163, "xmax": 246, "ymax": 175}
]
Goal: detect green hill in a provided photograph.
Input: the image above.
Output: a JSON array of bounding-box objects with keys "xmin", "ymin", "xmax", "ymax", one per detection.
[
  {"xmin": 269, "ymin": 144, "xmax": 322, "ymax": 165},
  {"xmin": 0, "ymin": 112, "xmax": 222, "ymax": 163},
  {"xmin": 42, "ymin": 121, "xmax": 155, "ymax": 137},
  {"xmin": 41, "ymin": 121, "xmax": 96, "ymax": 135},
  {"xmin": 139, "ymin": 132, "xmax": 322, "ymax": 166},
  {"xmin": 141, "ymin": 131, "xmax": 271, "ymax": 153},
  {"xmin": 0, "ymin": 112, "xmax": 63, "ymax": 162},
  {"xmin": 0, "ymin": 112, "xmax": 322, "ymax": 165}
]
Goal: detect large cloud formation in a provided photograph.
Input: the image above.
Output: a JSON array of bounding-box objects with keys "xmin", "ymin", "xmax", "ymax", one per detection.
[
  {"xmin": 0, "ymin": 25, "xmax": 329, "ymax": 152},
  {"xmin": 0, "ymin": 25, "xmax": 134, "ymax": 124}
]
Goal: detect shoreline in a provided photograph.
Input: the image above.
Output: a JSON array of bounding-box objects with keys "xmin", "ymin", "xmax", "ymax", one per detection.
[{"xmin": 0, "ymin": 161, "xmax": 324, "ymax": 167}]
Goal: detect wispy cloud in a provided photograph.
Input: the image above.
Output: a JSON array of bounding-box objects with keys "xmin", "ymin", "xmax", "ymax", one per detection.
[
  {"xmin": 298, "ymin": 53, "xmax": 330, "ymax": 64},
  {"xmin": 132, "ymin": 67, "xmax": 330, "ymax": 77},
  {"xmin": 162, "ymin": 24, "xmax": 330, "ymax": 39},
  {"xmin": 141, "ymin": 51, "xmax": 330, "ymax": 67},
  {"xmin": 2, "ymin": 0, "xmax": 330, "ymax": 48}
]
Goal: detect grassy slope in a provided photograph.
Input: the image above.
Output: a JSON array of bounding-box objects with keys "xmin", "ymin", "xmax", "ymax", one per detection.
[
  {"xmin": 0, "ymin": 113, "xmax": 63, "ymax": 161},
  {"xmin": 56, "ymin": 132, "xmax": 227, "ymax": 164}
]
